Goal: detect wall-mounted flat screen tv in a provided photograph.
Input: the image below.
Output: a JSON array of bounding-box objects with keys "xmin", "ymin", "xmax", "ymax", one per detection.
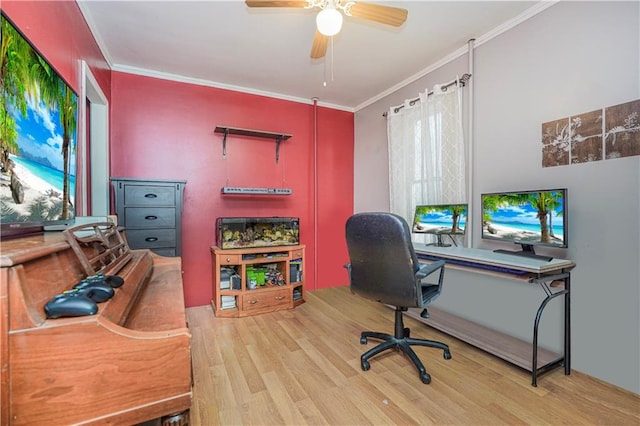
[
  {"xmin": 481, "ymin": 189, "xmax": 568, "ymax": 256},
  {"xmin": 1, "ymin": 14, "xmax": 78, "ymax": 238},
  {"xmin": 412, "ymin": 203, "xmax": 467, "ymax": 246}
]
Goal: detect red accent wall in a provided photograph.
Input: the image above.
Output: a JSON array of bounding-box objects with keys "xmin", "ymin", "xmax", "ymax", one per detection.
[
  {"xmin": 316, "ymin": 106, "xmax": 356, "ymax": 288},
  {"xmin": 110, "ymin": 73, "xmax": 354, "ymax": 306}
]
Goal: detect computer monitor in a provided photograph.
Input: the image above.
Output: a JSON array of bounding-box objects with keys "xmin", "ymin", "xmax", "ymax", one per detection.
[
  {"xmin": 412, "ymin": 203, "xmax": 467, "ymax": 247},
  {"xmin": 481, "ymin": 188, "xmax": 567, "ymax": 257}
]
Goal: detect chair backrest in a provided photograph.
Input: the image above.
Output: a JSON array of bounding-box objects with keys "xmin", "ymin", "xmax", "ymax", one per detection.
[{"xmin": 345, "ymin": 212, "xmax": 423, "ymax": 308}]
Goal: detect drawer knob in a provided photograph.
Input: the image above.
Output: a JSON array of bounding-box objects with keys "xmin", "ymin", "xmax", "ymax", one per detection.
[
  {"xmin": 145, "ymin": 237, "xmax": 158, "ymax": 242},
  {"xmin": 144, "ymin": 193, "xmax": 158, "ymax": 198},
  {"xmin": 226, "ymin": 257, "xmax": 231, "ymax": 262},
  {"xmin": 145, "ymin": 215, "xmax": 158, "ymax": 220}
]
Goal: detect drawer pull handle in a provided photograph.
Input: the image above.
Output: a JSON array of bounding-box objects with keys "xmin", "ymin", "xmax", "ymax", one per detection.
[
  {"xmin": 248, "ymin": 300, "xmax": 258, "ymax": 304},
  {"xmin": 145, "ymin": 237, "xmax": 158, "ymax": 242},
  {"xmin": 274, "ymin": 296, "xmax": 285, "ymax": 300},
  {"xmin": 226, "ymin": 257, "xmax": 232, "ymax": 262},
  {"xmin": 144, "ymin": 193, "xmax": 158, "ymax": 198},
  {"xmin": 145, "ymin": 215, "xmax": 158, "ymax": 220}
]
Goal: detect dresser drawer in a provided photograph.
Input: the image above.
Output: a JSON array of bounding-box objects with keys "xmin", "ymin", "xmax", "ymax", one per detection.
[
  {"xmin": 125, "ymin": 207, "xmax": 176, "ymax": 228},
  {"xmin": 241, "ymin": 289, "xmax": 291, "ymax": 313},
  {"xmin": 124, "ymin": 184, "xmax": 176, "ymax": 206},
  {"xmin": 126, "ymin": 228, "xmax": 176, "ymax": 249}
]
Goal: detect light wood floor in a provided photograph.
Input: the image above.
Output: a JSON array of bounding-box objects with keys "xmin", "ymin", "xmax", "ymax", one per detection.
[{"xmin": 186, "ymin": 286, "xmax": 639, "ymax": 425}]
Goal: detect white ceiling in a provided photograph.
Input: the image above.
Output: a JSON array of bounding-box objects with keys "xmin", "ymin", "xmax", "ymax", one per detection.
[{"xmin": 77, "ymin": 0, "xmax": 547, "ymax": 111}]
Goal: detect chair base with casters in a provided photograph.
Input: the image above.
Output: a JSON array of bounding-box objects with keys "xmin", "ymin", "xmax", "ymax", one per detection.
[{"xmin": 360, "ymin": 306, "xmax": 452, "ymax": 384}]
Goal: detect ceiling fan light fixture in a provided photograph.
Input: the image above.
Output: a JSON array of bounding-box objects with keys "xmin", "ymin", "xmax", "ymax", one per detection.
[{"xmin": 316, "ymin": 7, "xmax": 343, "ymax": 36}]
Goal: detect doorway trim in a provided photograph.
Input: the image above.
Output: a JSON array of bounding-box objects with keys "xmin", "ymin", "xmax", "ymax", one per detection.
[{"xmin": 79, "ymin": 60, "xmax": 109, "ymax": 216}]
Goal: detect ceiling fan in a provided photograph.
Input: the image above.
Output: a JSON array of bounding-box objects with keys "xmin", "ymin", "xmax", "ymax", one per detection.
[{"xmin": 245, "ymin": 0, "xmax": 408, "ymax": 59}]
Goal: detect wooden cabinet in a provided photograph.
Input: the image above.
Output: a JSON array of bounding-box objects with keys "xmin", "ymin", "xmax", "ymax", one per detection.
[
  {"xmin": 111, "ymin": 178, "xmax": 186, "ymax": 256},
  {"xmin": 211, "ymin": 245, "xmax": 305, "ymax": 317}
]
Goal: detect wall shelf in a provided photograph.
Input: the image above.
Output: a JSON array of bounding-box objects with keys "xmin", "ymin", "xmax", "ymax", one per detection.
[{"xmin": 214, "ymin": 125, "xmax": 292, "ymax": 163}]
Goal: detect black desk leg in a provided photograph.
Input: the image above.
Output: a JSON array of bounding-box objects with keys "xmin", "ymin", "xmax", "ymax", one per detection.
[
  {"xmin": 532, "ymin": 274, "xmax": 570, "ymax": 387},
  {"xmin": 565, "ymin": 274, "xmax": 571, "ymax": 375}
]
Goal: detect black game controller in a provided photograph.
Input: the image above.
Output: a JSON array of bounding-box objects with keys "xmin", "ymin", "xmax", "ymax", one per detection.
[
  {"xmin": 85, "ymin": 274, "xmax": 125, "ymax": 288},
  {"xmin": 44, "ymin": 291, "xmax": 98, "ymax": 319},
  {"xmin": 73, "ymin": 280, "xmax": 115, "ymax": 303}
]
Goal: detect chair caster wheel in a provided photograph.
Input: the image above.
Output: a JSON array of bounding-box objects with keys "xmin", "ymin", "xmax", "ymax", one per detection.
[
  {"xmin": 444, "ymin": 351, "xmax": 452, "ymax": 360},
  {"xmin": 360, "ymin": 337, "xmax": 367, "ymax": 344},
  {"xmin": 361, "ymin": 360, "xmax": 370, "ymax": 371},
  {"xmin": 420, "ymin": 373, "xmax": 431, "ymax": 384}
]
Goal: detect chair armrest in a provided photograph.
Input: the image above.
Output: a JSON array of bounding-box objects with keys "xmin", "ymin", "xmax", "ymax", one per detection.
[
  {"xmin": 416, "ymin": 260, "xmax": 445, "ymax": 280},
  {"xmin": 344, "ymin": 263, "xmax": 352, "ymax": 281},
  {"xmin": 415, "ymin": 260, "xmax": 446, "ymax": 308}
]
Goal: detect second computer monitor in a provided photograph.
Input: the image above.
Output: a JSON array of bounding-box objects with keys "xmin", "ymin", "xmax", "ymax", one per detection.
[{"xmin": 412, "ymin": 203, "xmax": 468, "ymax": 238}]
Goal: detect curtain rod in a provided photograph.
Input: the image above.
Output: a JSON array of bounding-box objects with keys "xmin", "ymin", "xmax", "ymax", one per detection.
[{"xmin": 382, "ymin": 73, "xmax": 472, "ymax": 117}]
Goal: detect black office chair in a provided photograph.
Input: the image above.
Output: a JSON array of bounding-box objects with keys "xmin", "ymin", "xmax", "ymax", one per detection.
[{"xmin": 344, "ymin": 212, "xmax": 451, "ymax": 384}]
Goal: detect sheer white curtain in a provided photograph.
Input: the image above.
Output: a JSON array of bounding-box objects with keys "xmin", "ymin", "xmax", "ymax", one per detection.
[{"xmin": 387, "ymin": 81, "xmax": 466, "ymax": 245}]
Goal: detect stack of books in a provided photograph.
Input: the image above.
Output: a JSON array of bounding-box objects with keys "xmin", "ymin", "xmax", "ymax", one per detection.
[
  {"xmin": 220, "ymin": 295, "xmax": 237, "ymax": 310},
  {"xmin": 290, "ymin": 258, "xmax": 303, "ymax": 283},
  {"xmin": 293, "ymin": 288, "xmax": 303, "ymax": 301},
  {"xmin": 220, "ymin": 267, "xmax": 234, "ymax": 290}
]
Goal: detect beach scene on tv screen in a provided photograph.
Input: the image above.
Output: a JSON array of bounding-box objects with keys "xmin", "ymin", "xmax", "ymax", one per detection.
[
  {"xmin": 413, "ymin": 205, "xmax": 467, "ymax": 235},
  {"xmin": 482, "ymin": 191, "xmax": 565, "ymax": 246},
  {"xmin": 1, "ymin": 16, "xmax": 77, "ymax": 225}
]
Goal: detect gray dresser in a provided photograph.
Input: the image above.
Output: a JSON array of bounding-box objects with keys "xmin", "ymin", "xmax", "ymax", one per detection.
[{"xmin": 111, "ymin": 178, "xmax": 186, "ymax": 256}]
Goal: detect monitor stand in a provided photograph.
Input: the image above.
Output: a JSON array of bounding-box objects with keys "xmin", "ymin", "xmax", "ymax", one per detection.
[
  {"xmin": 494, "ymin": 244, "xmax": 553, "ymax": 262},
  {"xmin": 426, "ymin": 234, "xmax": 452, "ymax": 247}
]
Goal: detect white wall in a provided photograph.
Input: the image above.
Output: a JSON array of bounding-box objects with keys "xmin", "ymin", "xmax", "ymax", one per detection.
[{"xmin": 355, "ymin": 1, "xmax": 639, "ymax": 394}]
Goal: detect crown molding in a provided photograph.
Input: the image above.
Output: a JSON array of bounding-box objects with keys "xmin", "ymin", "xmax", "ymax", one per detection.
[
  {"xmin": 76, "ymin": 0, "xmax": 114, "ymax": 67},
  {"xmin": 111, "ymin": 63, "xmax": 353, "ymax": 112},
  {"xmin": 354, "ymin": 1, "xmax": 559, "ymax": 112}
]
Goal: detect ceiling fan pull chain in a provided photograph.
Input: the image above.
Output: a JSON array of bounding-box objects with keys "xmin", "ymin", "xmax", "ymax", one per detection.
[
  {"xmin": 330, "ymin": 36, "xmax": 335, "ymax": 82},
  {"xmin": 322, "ymin": 36, "xmax": 335, "ymax": 87},
  {"xmin": 323, "ymin": 55, "xmax": 327, "ymax": 87}
]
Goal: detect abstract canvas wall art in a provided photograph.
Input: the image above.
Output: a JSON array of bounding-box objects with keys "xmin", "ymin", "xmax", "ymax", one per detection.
[{"xmin": 542, "ymin": 99, "xmax": 638, "ymax": 167}]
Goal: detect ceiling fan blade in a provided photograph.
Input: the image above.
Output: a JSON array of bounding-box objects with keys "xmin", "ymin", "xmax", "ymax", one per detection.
[
  {"xmin": 245, "ymin": 0, "xmax": 309, "ymax": 7},
  {"xmin": 310, "ymin": 30, "xmax": 328, "ymax": 59},
  {"xmin": 347, "ymin": 2, "xmax": 408, "ymax": 27}
]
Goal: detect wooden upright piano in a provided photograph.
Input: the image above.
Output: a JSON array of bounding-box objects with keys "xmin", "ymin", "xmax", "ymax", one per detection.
[{"xmin": 0, "ymin": 224, "xmax": 192, "ymax": 425}]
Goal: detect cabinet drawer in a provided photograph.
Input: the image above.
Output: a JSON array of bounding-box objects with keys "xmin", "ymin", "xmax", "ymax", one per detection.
[
  {"xmin": 124, "ymin": 185, "xmax": 176, "ymax": 206},
  {"xmin": 241, "ymin": 289, "xmax": 291, "ymax": 313},
  {"xmin": 218, "ymin": 254, "xmax": 241, "ymax": 265},
  {"xmin": 126, "ymin": 229, "xmax": 176, "ymax": 249},
  {"xmin": 125, "ymin": 207, "xmax": 176, "ymax": 228}
]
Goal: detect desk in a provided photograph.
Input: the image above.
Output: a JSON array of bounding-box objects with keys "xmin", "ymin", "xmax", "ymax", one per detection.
[{"xmin": 413, "ymin": 245, "xmax": 575, "ymax": 386}]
